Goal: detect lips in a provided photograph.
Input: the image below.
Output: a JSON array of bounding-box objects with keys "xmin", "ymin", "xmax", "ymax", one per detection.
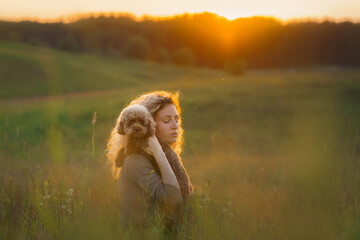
[{"xmin": 170, "ymin": 133, "xmax": 178, "ymax": 136}]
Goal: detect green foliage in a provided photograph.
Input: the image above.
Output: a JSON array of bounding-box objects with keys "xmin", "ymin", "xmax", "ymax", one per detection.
[
  {"xmin": 105, "ymin": 44, "xmax": 122, "ymax": 57},
  {"xmin": 7, "ymin": 31, "xmax": 20, "ymax": 42},
  {"xmin": 171, "ymin": 47, "xmax": 195, "ymax": 66},
  {"xmin": 27, "ymin": 37, "xmax": 47, "ymax": 47},
  {"xmin": 1, "ymin": 14, "xmax": 360, "ymax": 68},
  {"xmin": 56, "ymin": 35, "xmax": 78, "ymax": 51},
  {"xmin": 122, "ymin": 35, "xmax": 151, "ymax": 60},
  {"xmin": 154, "ymin": 47, "xmax": 169, "ymax": 63},
  {"xmin": 224, "ymin": 58, "xmax": 247, "ymax": 76}
]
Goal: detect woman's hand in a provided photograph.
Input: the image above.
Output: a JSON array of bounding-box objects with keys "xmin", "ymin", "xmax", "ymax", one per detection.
[
  {"xmin": 143, "ymin": 135, "xmax": 181, "ymax": 191},
  {"xmin": 143, "ymin": 135, "xmax": 164, "ymax": 158}
]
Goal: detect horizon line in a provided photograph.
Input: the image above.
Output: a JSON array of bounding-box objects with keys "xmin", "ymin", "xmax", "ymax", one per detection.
[{"xmin": 0, "ymin": 11, "xmax": 359, "ymax": 24}]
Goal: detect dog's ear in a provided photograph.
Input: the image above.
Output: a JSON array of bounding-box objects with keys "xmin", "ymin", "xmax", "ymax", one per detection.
[
  {"xmin": 146, "ymin": 119, "xmax": 156, "ymax": 137},
  {"xmin": 117, "ymin": 120, "xmax": 126, "ymax": 135}
]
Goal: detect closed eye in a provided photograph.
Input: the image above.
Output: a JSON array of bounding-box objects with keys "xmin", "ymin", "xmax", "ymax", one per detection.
[{"xmin": 163, "ymin": 118, "xmax": 178, "ymax": 124}]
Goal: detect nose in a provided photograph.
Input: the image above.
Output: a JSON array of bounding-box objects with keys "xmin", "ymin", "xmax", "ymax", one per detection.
[
  {"xmin": 135, "ymin": 127, "xmax": 140, "ymax": 132},
  {"xmin": 170, "ymin": 119, "xmax": 178, "ymax": 129}
]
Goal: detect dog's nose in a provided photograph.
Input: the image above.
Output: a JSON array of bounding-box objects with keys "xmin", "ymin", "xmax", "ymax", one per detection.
[{"xmin": 135, "ymin": 127, "xmax": 140, "ymax": 132}]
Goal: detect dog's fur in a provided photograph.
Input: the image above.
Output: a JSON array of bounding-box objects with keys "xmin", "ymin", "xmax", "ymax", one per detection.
[
  {"xmin": 158, "ymin": 139, "xmax": 194, "ymax": 199},
  {"xmin": 114, "ymin": 104, "xmax": 156, "ymax": 167},
  {"xmin": 111, "ymin": 104, "xmax": 193, "ymax": 200}
]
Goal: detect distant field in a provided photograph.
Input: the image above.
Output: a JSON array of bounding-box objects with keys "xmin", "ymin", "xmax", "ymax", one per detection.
[{"xmin": 1, "ymin": 42, "xmax": 360, "ymax": 239}]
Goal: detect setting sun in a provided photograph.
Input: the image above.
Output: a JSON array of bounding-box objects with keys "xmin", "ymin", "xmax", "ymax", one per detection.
[
  {"xmin": 0, "ymin": 0, "xmax": 359, "ymax": 22},
  {"xmin": 1, "ymin": 0, "xmax": 360, "ymax": 237}
]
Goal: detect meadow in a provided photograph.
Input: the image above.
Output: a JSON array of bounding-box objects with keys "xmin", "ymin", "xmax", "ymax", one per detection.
[{"xmin": 1, "ymin": 41, "xmax": 360, "ymax": 239}]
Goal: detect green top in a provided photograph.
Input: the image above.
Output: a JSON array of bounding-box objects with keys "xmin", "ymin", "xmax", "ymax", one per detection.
[{"xmin": 118, "ymin": 153, "xmax": 184, "ymax": 226}]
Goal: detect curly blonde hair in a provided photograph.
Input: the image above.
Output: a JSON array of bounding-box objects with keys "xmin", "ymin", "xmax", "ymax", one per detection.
[{"xmin": 105, "ymin": 90, "xmax": 184, "ymax": 178}]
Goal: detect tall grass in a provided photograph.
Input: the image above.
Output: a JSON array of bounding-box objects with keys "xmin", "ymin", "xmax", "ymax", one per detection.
[{"xmin": 1, "ymin": 42, "xmax": 360, "ymax": 239}]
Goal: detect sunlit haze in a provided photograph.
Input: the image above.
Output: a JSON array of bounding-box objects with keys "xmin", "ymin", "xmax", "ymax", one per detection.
[{"xmin": 0, "ymin": 0, "xmax": 360, "ymax": 22}]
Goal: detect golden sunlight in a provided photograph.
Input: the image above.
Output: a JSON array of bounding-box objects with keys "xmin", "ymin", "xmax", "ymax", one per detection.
[{"xmin": 0, "ymin": 0, "xmax": 360, "ymax": 22}]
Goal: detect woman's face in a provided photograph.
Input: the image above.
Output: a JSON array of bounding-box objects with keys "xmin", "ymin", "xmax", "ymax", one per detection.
[{"xmin": 154, "ymin": 104, "xmax": 179, "ymax": 144}]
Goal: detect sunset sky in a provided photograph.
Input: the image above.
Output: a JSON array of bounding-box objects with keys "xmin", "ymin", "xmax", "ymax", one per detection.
[{"xmin": 0, "ymin": 0, "xmax": 359, "ymax": 22}]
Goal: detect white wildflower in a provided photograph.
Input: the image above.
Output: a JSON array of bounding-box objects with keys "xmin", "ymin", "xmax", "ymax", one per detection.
[
  {"xmin": 42, "ymin": 194, "xmax": 50, "ymax": 199},
  {"xmin": 61, "ymin": 205, "xmax": 67, "ymax": 209},
  {"xmin": 66, "ymin": 188, "xmax": 74, "ymax": 197},
  {"xmin": 202, "ymin": 197, "xmax": 210, "ymax": 202}
]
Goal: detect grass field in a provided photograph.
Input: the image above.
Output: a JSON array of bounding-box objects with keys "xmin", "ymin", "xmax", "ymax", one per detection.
[{"xmin": 1, "ymin": 41, "xmax": 360, "ymax": 239}]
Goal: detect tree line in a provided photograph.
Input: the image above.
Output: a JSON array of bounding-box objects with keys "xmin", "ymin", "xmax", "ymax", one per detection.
[{"xmin": 1, "ymin": 12, "xmax": 359, "ymax": 70}]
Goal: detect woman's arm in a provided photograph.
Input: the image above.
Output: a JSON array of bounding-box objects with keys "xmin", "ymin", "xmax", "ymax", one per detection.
[
  {"xmin": 144, "ymin": 135, "xmax": 180, "ymax": 190},
  {"xmin": 123, "ymin": 154, "xmax": 183, "ymax": 212},
  {"xmin": 153, "ymin": 151, "xmax": 180, "ymax": 190}
]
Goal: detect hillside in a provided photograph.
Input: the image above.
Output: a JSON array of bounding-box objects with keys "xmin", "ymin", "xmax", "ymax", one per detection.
[
  {"xmin": 1, "ymin": 42, "xmax": 360, "ymax": 239},
  {"xmin": 0, "ymin": 41, "xmax": 224, "ymax": 99}
]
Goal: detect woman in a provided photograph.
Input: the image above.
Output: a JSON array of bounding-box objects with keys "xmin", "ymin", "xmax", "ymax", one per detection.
[{"xmin": 106, "ymin": 91, "xmax": 193, "ymax": 227}]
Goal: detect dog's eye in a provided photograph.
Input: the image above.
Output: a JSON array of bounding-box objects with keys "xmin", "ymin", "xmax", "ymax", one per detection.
[
  {"xmin": 128, "ymin": 120, "xmax": 134, "ymax": 125},
  {"xmin": 139, "ymin": 119, "xmax": 144, "ymax": 125}
]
